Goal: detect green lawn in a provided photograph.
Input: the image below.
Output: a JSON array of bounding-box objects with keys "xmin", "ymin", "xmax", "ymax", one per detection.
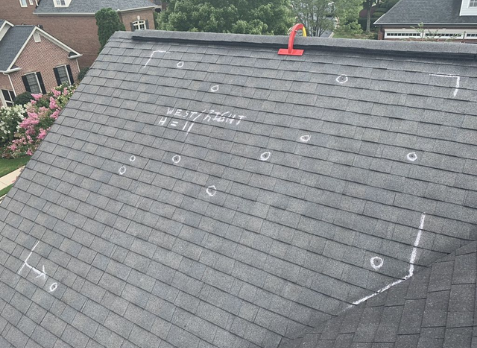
[
  {"xmin": 0, "ymin": 184, "xmax": 13, "ymax": 198},
  {"xmin": 0, "ymin": 156, "xmax": 30, "ymax": 177}
]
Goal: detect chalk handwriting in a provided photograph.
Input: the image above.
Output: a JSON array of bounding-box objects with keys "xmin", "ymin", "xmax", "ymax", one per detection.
[
  {"xmin": 429, "ymin": 73, "xmax": 460, "ymax": 97},
  {"xmin": 118, "ymin": 166, "xmax": 127, "ymax": 175},
  {"xmin": 130, "ymin": 155, "xmax": 136, "ymax": 162},
  {"xmin": 142, "ymin": 50, "xmax": 169, "ymax": 69},
  {"xmin": 206, "ymin": 185, "xmax": 217, "ymax": 197},
  {"xmin": 336, "ymin": 74, "xmax": 348, "ymax": 84},
  {"xmin": 299, "ymin": 135, "xmax": 311, "ymax": 143},
  {"xmin": 177, "ymin": 61, "xmax": 184, "ymax": 68},
  {"xmin": 352, "ymin": 213, "xmax": 426, "ymax": 306},
  {"xmin": 370, "ymin": 256, "xmax": 384, "ymax": 270},
  {"xmin": 211, "ymin": 85, "xmax": 220, "ymax": 92},
  {"xmin": 18, "ymin": 241, "xmax": 58, "ymax": 292},
  {"xmin": 172, "ymin": 155, "xmax": 181, "ymax": 164}
]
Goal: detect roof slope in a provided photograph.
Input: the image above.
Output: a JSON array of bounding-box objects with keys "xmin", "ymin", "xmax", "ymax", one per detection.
[
  {"xmin": 1, "ymin": 31, "xmax": 477, "ymax": 348},
  {"xmin": 35, "ymin": 0, "xmax": 156, "ymax": 14},
  {"xmin": 280, "ymin": 240, "xmax": 477, "ymax": 348},
  {"xmin": 375, "ymin": 0, "xmax": 477, "ymax": 25},
  {"xmin": 0, "ymin": 25, "xmax": 34, "ymax": 71}
]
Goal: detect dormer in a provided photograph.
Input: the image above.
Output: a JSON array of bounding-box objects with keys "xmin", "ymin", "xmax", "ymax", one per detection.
[
  {"xmin": 460, "ymin": 0, "xmax": 477, "ymax": 16},
  {"xmin": 53, "ymin": 0, "xmax": 72, "ymax": 7},
  {"xmin": 19, "ymin": 0, "xmax": 39, "ymax": 7}
]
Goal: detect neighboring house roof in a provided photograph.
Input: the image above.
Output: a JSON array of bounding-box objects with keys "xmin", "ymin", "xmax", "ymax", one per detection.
[
  {"xmin": 35, "ymin": 0, "xmax": 156, "ymax": 14},
  {"xmin": 1, "ymin": 30, "xmax": 477, "ymax": 348},
  {"xmin": 375, "ymin": 0, "xmax": 477, "ymax": 25},
  {"xmin": 0, "ymin": 25, "xmax": 35, "ymax": 71}
]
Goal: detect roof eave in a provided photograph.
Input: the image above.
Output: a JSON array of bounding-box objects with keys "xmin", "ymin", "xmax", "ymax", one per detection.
[
  {"xmin": 117, "ymin": 6, "xmax": 157, "ymax": 13},
  {"xmin": 1, "ymin": 67, "xmax": 22, "ymax": 74},
  {"xmin": 35, "ymin": 12, "xmax": 95, "ymax": 16}
]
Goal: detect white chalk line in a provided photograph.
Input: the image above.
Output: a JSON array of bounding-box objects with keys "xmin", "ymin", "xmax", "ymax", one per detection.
[
  {"xmin": 352, "ymin": 213, "xmax": 426, "ymax": 306},
  {"xmin": 429, "ymin": 74, "xmax": 460, "ymax": 97},
  {"xmin": 142, "ymin": 50, "xmax": 169, "ymax": 69},
  {"xmin": 18, "ymin": 241, "xmax": 58, "ymax": 292}
]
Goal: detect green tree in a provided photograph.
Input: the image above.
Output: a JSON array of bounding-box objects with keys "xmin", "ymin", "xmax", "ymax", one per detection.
[
  {"xmin": 95, "ymin": 8, "xmax": 126, "ymax": 51},
  {"xmin": 159, "ymin": 0, "xmax": 294, "ymax": 35},
  {"xmin": 291, "ymin": 0, "xmax": 362, "ymax": 36}
]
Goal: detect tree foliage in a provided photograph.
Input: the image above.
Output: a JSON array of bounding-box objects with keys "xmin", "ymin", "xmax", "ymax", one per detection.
[
  {"xmin": 290, "ymin": 0, "xmax": 362, "ymax": 36},
  {"xmin": 159, "ymin": 0, "xmax": 294, "ymax": 35},
  {"xmin": 95, "ymin": 8, "xmax": 126, "ymax": 51}
]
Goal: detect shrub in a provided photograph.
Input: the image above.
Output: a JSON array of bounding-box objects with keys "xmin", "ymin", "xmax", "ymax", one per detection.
[
  {"xmin": 95, "ymin": 8, "xmax": 125, "ymax": 51},
  {"xmin": 4, "ymin": 84, "xmax": 76, "ymax": 158},
  {"xmin": 0, "ymin": 105, "xmax": 26, "ymax": 146},
  {"xmin": 13, "ymin": 92, "xmax": 33, "ymax": 106},
  {"xmin": 78, "ymin": 67, "xmax": 90, "ymax": 81}
]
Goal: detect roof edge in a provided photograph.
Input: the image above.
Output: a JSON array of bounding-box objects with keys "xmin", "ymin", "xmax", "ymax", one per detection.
[{"xmin": 128, "ymin": 30, "xmax": 477, "ymax": 61}]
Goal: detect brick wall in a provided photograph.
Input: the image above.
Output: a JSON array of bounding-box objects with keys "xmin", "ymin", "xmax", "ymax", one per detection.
[
  {"xmin": 120, "ymin": 9, "xmax": 156, "ymax": 31},
  {"xmin": 36, "ymin": 15, "xmax": 99, "ymax": 68},
  {"xmin": 0, "ymin": 32, "xmax": 80, "ymax": 107},
  {"xmin": 0, "ymin": 0, "xmax": 38, "ymax": 25}
]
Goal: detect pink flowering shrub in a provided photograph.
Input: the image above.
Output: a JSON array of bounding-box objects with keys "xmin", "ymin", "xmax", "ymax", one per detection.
[{"xmin": 4, "ymin": 84, "xmax": 76, "ymax": 158}]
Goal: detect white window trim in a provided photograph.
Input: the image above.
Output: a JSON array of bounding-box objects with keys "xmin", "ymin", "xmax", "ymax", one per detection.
[
  {"xmin": 133, "ymin": 20, "xmax": 147, "ymax": 31},
  {"xmin": 56, "ymin": 65, "xmax": 72, "ymax": 85},
  {"xmin": 25, "ymin": 72, "xmax": 42, "ymax": 94},
  {"xmin": 19, "ymin": 0, "xmax": 27, "ymax": 7},
  {"xmin": 384, "ymin": 28, "xmax": 477, "ymax": 40},
  {"xmin": 0, "ymin": 90, "xmax": 15, "ymax": 108},
  {"xmin": 460, "ymin": 0, "xmax": 477, "ymax": 15}
]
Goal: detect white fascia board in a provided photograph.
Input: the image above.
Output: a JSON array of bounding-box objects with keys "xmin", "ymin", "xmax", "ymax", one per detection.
[{"xmin": 117, "ymin": 6, "xmax": 157, "ymax": 13}]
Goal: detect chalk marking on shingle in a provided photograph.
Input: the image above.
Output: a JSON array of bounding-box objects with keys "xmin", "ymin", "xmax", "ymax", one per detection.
[
  {"xmin": 18, "ymin": 241, "xmax": 58, "ymax": 292},
  {"xmin": 118, "ymin": 166, "xmax": 126, "ymax": 175},
  {"xmin": 352, "ymin": 213, "xmax": 426, "ymax": 306},
  {"xmin": 172, "ymin": 155, "xmax": 181, "ymax": 164},
  {"xmin": 429, "ymin": 73, "xmax": 460, "ymax": 97},
  {"xmin": 299, "ymin": 135, "xmax": 311, "ymax": 142},
  {"xmin": 206, "ymin": 185, "xmax": 217, "ymax": 197},
  {"xmin": 177, "ymin": 61, "xmax": 184, "ymax": 68},
  {"xmin": 129, "ymin": 155, "xmax": 136, "ymax": 162},
  {"xmin": 260, "ymin": 152, "xmax": 271, "ymax": 161},
  {"xmin": 142, "ymin": 50, "xmax": 169, "ymax": 69},
  {"xmin": 211, "ymin": 85, "xmax": 220, "ymax": 92},
  {"xmin": 407, "ymin": 152, "xmax": 418, "ymax": 162},
  {"xmin": 370, "ymin": 256, "xmax": 384, "ymax": 270},
  {"xmin": 336, "ymin": 74, "xmax": 348, "ymax": 84}
]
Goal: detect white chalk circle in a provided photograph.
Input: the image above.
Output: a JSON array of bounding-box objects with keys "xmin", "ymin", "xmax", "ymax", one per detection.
[
  {"xmin": 370, "ymin": 257, "xmax": 384, "ymax": 270},
  {"xmin": 118, "ymin": 166, "xmax": 126, "ymax": 175},
  {"xmin": 336, "ymin": 74, "xmax": 348, "ymax": 84},
  {"xmin": 407, "ymin": 152, "xmax": 418, "ymax": 162},
  {"xmin": 260, "ymin": 152, "xmax": 271, "ymax": 161},
  {"xmin": 172, "ymin": 155, "xmax": 181, "ymax": 164},
  {"xmin": 177, "ymin": 61, "xmax": 184, "ymax": 68},
  {"xmin": 299, "ymin": 135, "xmax": 311, "ymax": 143},
  {"xmin": 210, "ymin": 85, "xmax": 220, "ymax": 93},
  {"xmin": 49, "ymin": 283, "xmax": 58, "ymax": 292},
  {"xmin": 206, "ymin": 185, "xmax": 217, "ymax": 197},
  {"xmin": 129, "ymin": 155, "xmax": 136, "ymax": 162}
]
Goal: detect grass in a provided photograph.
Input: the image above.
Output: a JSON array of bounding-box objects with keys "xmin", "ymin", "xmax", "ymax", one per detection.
[
  {"xmin": 0, "ymin": 184, "xmax": 13, "ymax": 198},
  {"xmin": 0, "ymin": 155, "xmax": 30, "ymax": 177}
]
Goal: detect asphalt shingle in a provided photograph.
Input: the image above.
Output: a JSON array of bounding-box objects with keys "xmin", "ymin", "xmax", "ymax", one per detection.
[{"xmin": 1, "ymin": 30, "xmax": 477, "ymax": 348}]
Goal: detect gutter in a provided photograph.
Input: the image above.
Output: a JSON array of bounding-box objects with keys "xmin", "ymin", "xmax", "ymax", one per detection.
[
  {"xmin": 34, "ymin": 6, "xmax": 156, "ymax": 16},
  {"xmin": 1, "ymin": 68, "xmax": 21, "ymax": 74},
  {"xmin": 68, "ymin": 54, "xmax": 83, "ymax": 59}
]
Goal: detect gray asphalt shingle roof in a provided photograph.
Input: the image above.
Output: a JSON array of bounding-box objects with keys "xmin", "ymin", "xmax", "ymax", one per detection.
[
  {"xmin": 0, "ymin": 25, "xmax": 34, "ymax": 71},
  {"xmin": 1, "ymin": 30, "xmax": 477, "ymax": 348},
  {"xmin": 35, "ymin": 0, "xmax": 156, "ymax": 14},
  {"xmin": 375, "ymin": 0, "xmax": 477, "ymax": 25}
]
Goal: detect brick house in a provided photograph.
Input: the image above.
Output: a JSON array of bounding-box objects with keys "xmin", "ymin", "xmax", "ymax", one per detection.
[
  {"xmin": 375, "ymin": 0, "xmax": 477, "ymax": 41},
  {"xmin": 0, "ymin": 0, "xmax": 158, "ymax": 67},
  {"xmin": 0, "ymin": 20, "xmax": 81, "ymax": 108}
]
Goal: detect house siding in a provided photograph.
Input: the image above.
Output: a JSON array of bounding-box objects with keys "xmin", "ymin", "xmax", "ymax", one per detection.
[{"xmin": 0, "ymin": 33, "xmax": 79, "ymax": 107}]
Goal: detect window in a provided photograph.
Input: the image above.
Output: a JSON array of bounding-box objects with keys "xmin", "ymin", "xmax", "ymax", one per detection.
[
  {"xmin": 1, "ymin": 90, "xmax": 15, "ymax": 107},
  {"xmin": 132, "ymin": 20, "xmax": 147, "ymax": 31},
  {"xmin": 22, "ymin": 72, "xmax": 45, "ymax": 94},
  {"xmin": 19, "ymin": 0, "xmax": 27, "ymax": 7},
  {"xmin": 55, "ymin": 0, "xmax": 66, "ymax": 5},
  {"xmin": 470, "ymin": 0, "xmax": 477, "ymax": 6},
  {"xmin": 53, "ymin": 65, "xmax": 74, "ymax": 86}
]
